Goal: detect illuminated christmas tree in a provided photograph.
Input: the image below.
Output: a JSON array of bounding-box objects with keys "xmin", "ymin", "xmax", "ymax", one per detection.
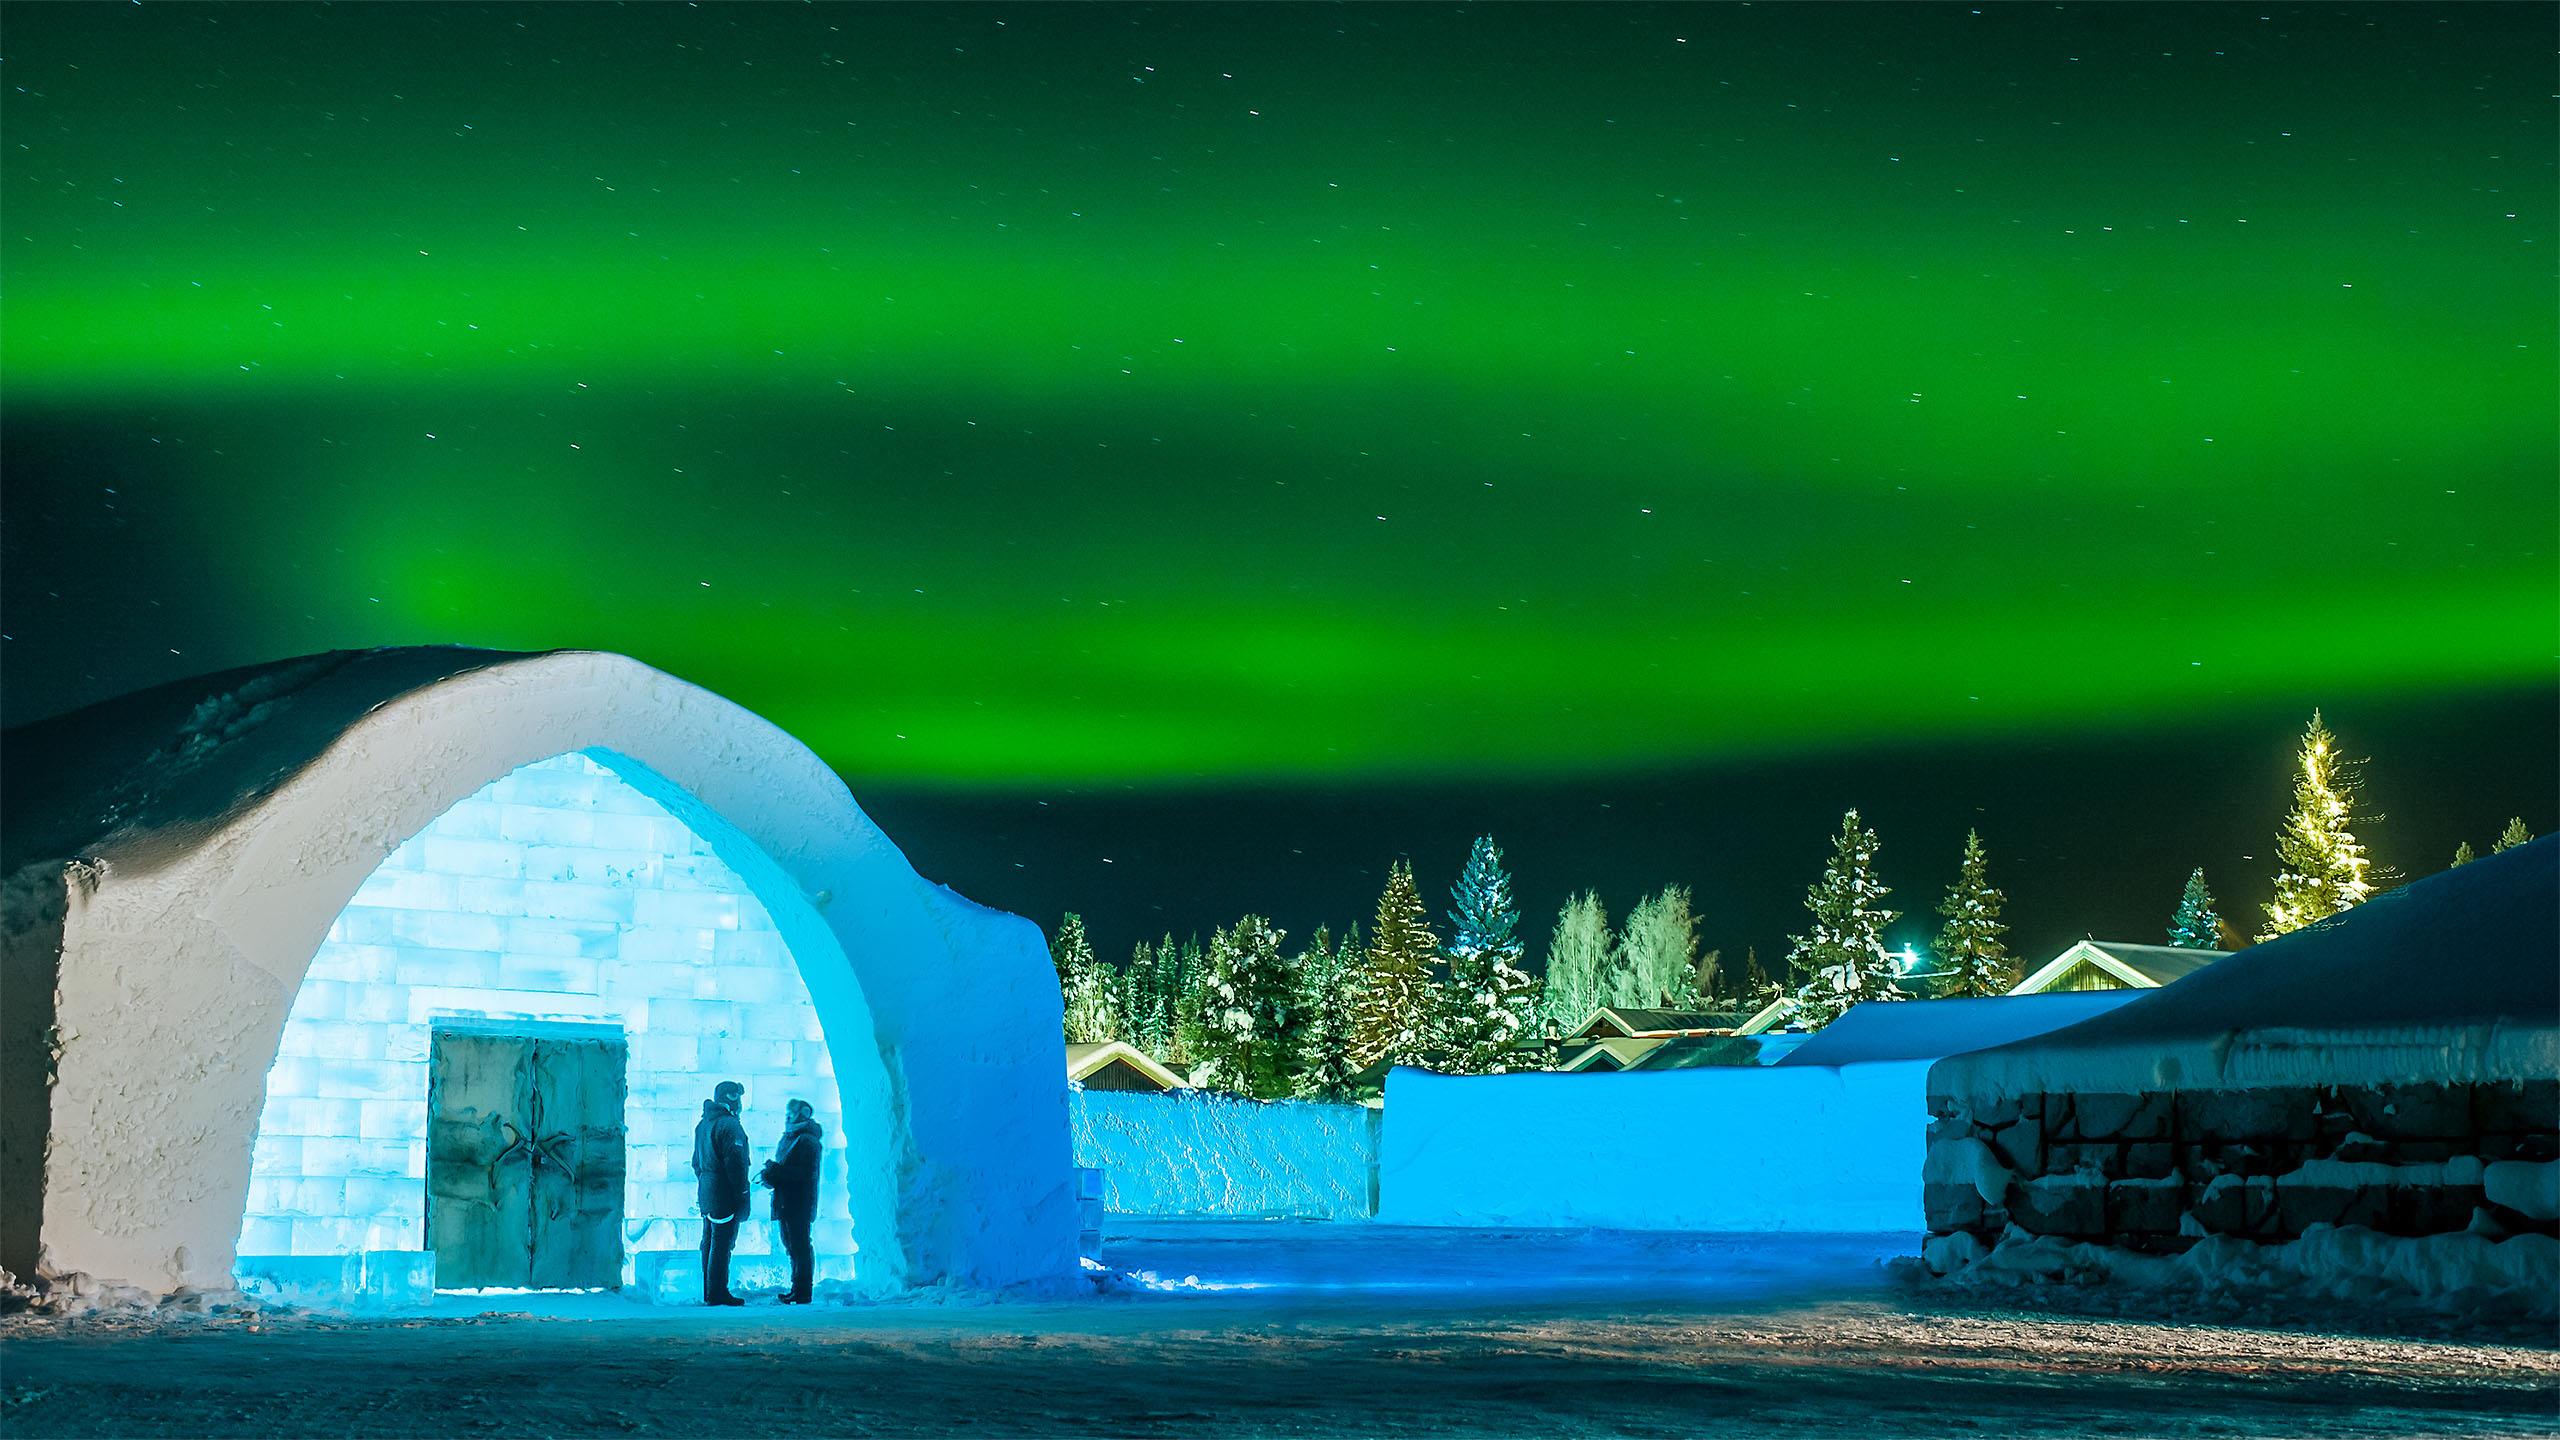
[
  {"xmin": 1351, "ymin": 860, "xmax": 1441, "ymax": 1067},
  {"xmin": 2495, "ymin": 816, "xmax": 2534, "ymax": 854},
  {"xmin": 2259, "ymin": 711, "xmax": 2385, "ymax": 940}
]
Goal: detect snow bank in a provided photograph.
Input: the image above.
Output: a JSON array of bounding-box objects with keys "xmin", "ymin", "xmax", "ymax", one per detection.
[
  {"xmin": 1380, "ymin": 1061, "xmax": 1933, "ymax": 1232},
  {"xmin": 1945, "ymin": 1224, "xmax": 2557, "ymax": 1320},
  {"xmin": 1069, "ymin": 1090, "xmax": 1375, "ymax": 1218}
]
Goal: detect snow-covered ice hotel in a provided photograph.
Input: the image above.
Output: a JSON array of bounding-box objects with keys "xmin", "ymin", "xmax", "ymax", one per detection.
[{"xmin": 0, "ymin": 648, "xmax": 1079, "ymax": 1305}]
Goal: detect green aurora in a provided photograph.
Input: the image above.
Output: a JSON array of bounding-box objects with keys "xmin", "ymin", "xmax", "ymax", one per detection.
[{"xmin": 4, "ymin": 2, "xmax": 2552, "ymax": 786}]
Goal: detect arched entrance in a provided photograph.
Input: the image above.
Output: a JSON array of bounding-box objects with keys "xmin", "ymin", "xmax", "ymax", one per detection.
[
  {"xmin": 12, "ymin": 649, "xmax": 1075, "ymax": 1301},
  {"xmin": 236, "ymin": 750, "xmax": 865, "ymax": 1301}
]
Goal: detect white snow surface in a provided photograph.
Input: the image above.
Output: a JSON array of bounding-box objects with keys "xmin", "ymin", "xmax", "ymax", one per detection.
[
  {"xmin": 1381, "ymin": 1060, "xmax": 1932, "ymax": 1232},
  {"xmin": 4, "ymin": 647, "xmax": 1078, "ymax": 1298},
  {"xmin": 1069, "ymin": 1090, "xmax": 1375, "ymax": 1219},
  {"xmin": 1931, "ymin": 838, "xmax": 2560, "ymax": 1097}
]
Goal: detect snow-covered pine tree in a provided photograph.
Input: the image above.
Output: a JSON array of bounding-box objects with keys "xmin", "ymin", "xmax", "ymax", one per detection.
[
  {"xmin": 2451, "ymin": 840, "xmax": 2477, "ymax": 868},
  {"xmin": 1933, "ymin": 829, "xmax": 2014, "ymax": 997},
  {"xmin": 1435, "ymin": 836, "xmax": 1540, "ymax": 1073},
  {"xmin": 2260, "ymin": 711, "xmax": 2387, "ymax": 940},
  {"xmin": 1049, "ymin": 912, "xmax": 1093, "ymax": 994},
  {"xmin": 1196, "ymin": 915, "xmax": 1296, "ymax": 1097},
  {"xmin": 1785, "ymin": 810, "xmax": 1903, "ymax": 1027},
  {"xmin": 1617, "ymin": 885, "xmax": 1703, "ymax": 1007},
  {"xmin": 1293, "ymin": 925, "xmax": 1367, "ymax": 1101},
  {"xmin": 1167, "ymin": 934, "xmax": 1208, "ymax": 1071},
  {"xmin": 1538, "ymin": 890, "xmax": 1612, "ymax": 1030},
  {"xmin": 1051, "ymin": 913, "xmax": 1123, "ymax": 1044},
  {"xmin": 2495, "ymin": 817, "xmax": 2534, "ymax": 853},
  {"xmin": 2168, "ymin": 868, "xmax": 2223, "ymax": 949},
  {"xmin": 1120, "ymin": 940, "xmax": 1168, "ymax": 1055},
  {"xmin": 1351, "ymin": 860, "xmax": 1440, "ymax": 1068}
]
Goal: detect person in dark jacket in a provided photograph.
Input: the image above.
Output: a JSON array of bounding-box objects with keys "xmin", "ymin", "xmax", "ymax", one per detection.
[
  {"xmin": 759, "ymin": 1098, "xmax": 824, "ymax": 1304},
  {"xmin": 690, "ymin": 1080, "xmax": 750, "ymax": 1306}
]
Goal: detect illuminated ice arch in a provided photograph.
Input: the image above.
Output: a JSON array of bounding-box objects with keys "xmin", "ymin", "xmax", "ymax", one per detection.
[
  {"xmin": 12, "ymin": 649, "xmax": 1075, "ymax": 1302},
  {"xmin": 240, "ymin": 750, "xmax": 869, "ymax": 1297}
]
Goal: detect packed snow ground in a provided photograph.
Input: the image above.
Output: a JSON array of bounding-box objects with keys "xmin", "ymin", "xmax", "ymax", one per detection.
[{"xmin": 5, "ymin": 1222, "xmax": 2553, "ymax": 1438}]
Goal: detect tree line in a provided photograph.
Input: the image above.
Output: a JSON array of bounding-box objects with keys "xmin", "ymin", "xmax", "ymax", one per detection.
[{"xmin": 1053, "ymin": 711, "xmax": 2535, "ymax": 1097}]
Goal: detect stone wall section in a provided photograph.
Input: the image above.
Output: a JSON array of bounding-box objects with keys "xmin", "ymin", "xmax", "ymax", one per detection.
[{"xmin": 1923, "ymin": 1079, "xmax": 2559, "ymax": 1266}]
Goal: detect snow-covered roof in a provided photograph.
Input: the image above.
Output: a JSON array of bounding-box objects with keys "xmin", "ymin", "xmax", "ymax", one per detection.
[
  {"xmin": 1066, "ymin": 1041, "xmax": 1187, "ymax": 1091},
  {"xmin": 2009, "ymin": 939, "xmax": 2229, "ymax": 994},
  {"xmin": 3, "ymin": 647, "xmax": 531, "ymax": 874},
  {"xmin": 1572, "ymin": 1006, "xmax": 1751, "ymax": 1039},
  {"xmin": 1772, "ymin": 990, "xmax": 2144, "ymax": 1068},
  {"xmin": 1933, "ymin": 838, "xmax": 2560, "ymax": 1096},
  {"xmin": 1621, "ymin": 1034, "xmax": 1766, "ymax": 1071}
]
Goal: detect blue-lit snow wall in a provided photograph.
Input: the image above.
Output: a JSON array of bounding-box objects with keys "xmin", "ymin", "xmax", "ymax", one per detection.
[
  {"xmin": 1069, "ymin": 1090, "xmax": 1377, "ymax": 1218},
  {"xmin": 237, "ymin": 751, "xmax": 855, "ymax": 1291},
  {"xmin": 1378, "ymin": 1061, "xmax": 1934, "ymax": 1233}
]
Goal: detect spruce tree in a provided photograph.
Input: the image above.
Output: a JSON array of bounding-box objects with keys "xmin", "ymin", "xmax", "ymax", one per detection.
[
  {"xmin": 1786, "ymin": 809, "xmax": 1903, "ymax": 1027},
  {"xmin": 1167, "ymin": 934, "xmax": 1208, "ymax": 1070},
  {"xmin": 2168, "ymin": 868, "xmax": 2224, "ymax": 949},
  {"xmin": 1121, "ymin": 940, "xmax": 1169, "ymax": 1056},
  {"xmin": 1618, "ymin": 885, "xmax": 1704, "ymax": 1007},
  {"xmin": 1435, "ymin": 836, "xmax": 1541, "ymax": 1073},
  {"xmin": 1351, "ymin": 860, "xmax": 1440, "ymax": 1068},
  {"xmin": 2451, "ymin": 840, "xmax": 2477, "ymax": 868},
  {"xmin": 1061, "ymin": 947, "xmax": 1124, "ymax": 1045},
  {"xmin": 1735, "ymin": 946, "xmax": 1783, "ymax": 1009},
  {"xmin": 2261, "ymin": 711, "xmax": 2385, "ymax": 940},
  {"xmin": 1934, "ymin": 829, "xmax": 2014, "ymax": 997},
  {"xmin": 1293, "ymin": 926, "xmax": 1367, "ymax": 1101},
  {"xmin": 1539, "ymin": 890, "xmax": 1613, "ymax": 1030},
  {"xmin": 2495, "ymin": 817, "xmax": 2534, "ymax": 854},
  {"xmin": 1197, "ymin": 915, "xmax": 1296, "ymax": 1098},
  {"xmin": 1049, "ymin": 913, "xmax": 1093, "ymax": 994}
]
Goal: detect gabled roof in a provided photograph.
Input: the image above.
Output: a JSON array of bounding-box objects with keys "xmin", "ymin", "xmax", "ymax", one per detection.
[
  {"xmin": 1621, "ymin": 1034, "xmax": 1765, "ymax": 1071},
  {"xmin": 1572, "ymin": 1006, "xmax": 1751, "ymax": 1039},
  {"xmin": 2009, "ymin": 939, "xmax": 2231, "ymax": 994},
  {"xmin": 1065, "ymin": 1040, "xmax": 1187, "ymax": 1091},
  {"xmin": 1734, "ymin": 996, "xmax": 1797, "ymax": 1035}
]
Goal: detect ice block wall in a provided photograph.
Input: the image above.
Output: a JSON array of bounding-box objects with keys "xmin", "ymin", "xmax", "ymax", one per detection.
[
  {"xmin": 1379, "ymin": 1061, "xmax": 1934, "ymax": 1233},
  {"xmin": 237, "ymin": 751, "xmax": 852, "ymax": 1275},
  {"xmin": 1069, "ymin": 1089, "xmax": 1378, "ymax": 1218}
]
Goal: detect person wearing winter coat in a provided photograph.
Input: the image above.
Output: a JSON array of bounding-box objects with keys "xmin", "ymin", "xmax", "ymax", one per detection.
[
  {"xmin": 759, "ymin": 1098, "xmax": 823, "ymax": 1304},
  {"xmin": 690, "ymin": 1080, "xmax": 751, "ymax": 1306}
]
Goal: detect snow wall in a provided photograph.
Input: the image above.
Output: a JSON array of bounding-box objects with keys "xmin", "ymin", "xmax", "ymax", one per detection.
[
  {"xmin": 1380, "ymin": 1061, "xmax": 1932, "ymax": 1233},
  {"xmin": 1069, "ymin": 1089, "xmax": 1377, "ymax": 1218}
]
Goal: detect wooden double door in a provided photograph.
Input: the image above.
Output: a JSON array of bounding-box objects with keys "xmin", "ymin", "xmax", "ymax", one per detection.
[{"xmin": 426, "ymin": 1028, "xmax": 628, "ymax": 1290}]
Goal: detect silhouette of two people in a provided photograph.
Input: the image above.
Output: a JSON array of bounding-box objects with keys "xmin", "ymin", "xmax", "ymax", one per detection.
[{"xmin": 691, "ymin": 1080, "xmax": 826, "ymax": 1306}]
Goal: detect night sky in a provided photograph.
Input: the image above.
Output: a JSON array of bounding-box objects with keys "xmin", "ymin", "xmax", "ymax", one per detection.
[{"xmin": 4, "ymin": 4, "xmax": 2552, "ymax": 970}]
